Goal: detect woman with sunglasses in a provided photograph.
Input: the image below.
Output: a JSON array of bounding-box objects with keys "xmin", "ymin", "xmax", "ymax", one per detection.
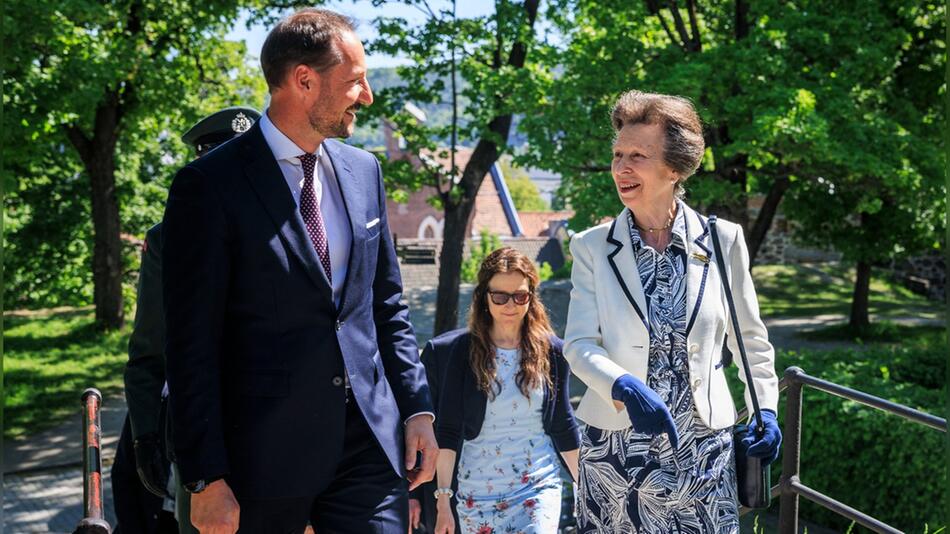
[{"xmin": 432, "ymin": 247, "xmax": 580, "ymax": 534}]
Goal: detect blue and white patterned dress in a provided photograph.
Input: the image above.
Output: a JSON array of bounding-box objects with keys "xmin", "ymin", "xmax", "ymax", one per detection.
[
  {"xmin": 456, "ymin": 347, "xmax": 563, "ymax": 534},
  {"xmin": 576, "ymin": 205, "xmax": 739, "ymax": 533}
]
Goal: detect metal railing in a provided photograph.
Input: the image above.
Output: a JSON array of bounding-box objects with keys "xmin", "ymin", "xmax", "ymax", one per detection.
[
  {"xmin": 73, "ymin": 388, "xmax": 112, "ymax": 534},
  {"xmin": 738, "ymin": 366, "xmax": 947, "ymax": 533}
]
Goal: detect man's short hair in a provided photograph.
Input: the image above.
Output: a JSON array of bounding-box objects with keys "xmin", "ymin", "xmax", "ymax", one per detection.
[{"xmin": 260, "ymin": 8, "xmax": 356, "ymax": 91}]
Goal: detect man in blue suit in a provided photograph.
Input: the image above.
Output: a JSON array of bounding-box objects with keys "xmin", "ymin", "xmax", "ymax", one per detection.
[{"xmin": 161, "ymin": 8, "xmax": 438, "ymax": 533}]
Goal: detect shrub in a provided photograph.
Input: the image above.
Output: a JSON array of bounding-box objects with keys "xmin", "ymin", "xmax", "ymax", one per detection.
[
  {"xmin": 733, "ymin": 340, "xmax": 947, "ymax": 532},
  {"xmin": 460, "ymin": 230, "xmax": 503, "ymax": 283},
  {"xmin": 537, "ymin": 261, "xmax": 553, "ymax": 282}
]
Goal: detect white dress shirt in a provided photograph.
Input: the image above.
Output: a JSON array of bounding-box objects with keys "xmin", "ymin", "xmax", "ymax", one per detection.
[
  {"xmin": 259, "ymin": 111, "xmax": 351, "ymax": 306},
  {"xmin": 259, "ymin": 111, "xmax": 434, "ymax": 426}
]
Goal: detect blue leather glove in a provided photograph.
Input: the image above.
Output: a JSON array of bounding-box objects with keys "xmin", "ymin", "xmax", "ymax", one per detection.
[
  {"xmin": 742, "ymin": 409, "xmax": 782, "ymax": 464},
  {"xmin": 611, "ymin": 374, "xmax": 679, "ymax": 448}
]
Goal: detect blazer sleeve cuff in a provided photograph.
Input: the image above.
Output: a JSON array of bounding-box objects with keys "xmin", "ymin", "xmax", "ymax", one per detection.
[
  {"xmin": 551, "ymin": 426, "xmax": 581, "ymax": 452},
  {"xmin": 175, "ymin": 441, "xmax": 230, "ymax": 487},
  {"xmin": 435, "ymin": 426, "xmax": 462, "ymax": 452}
]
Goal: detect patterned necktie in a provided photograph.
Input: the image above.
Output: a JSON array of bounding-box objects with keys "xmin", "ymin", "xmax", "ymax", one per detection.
[{"xmin": 298, "ymin": 153, "xmax": 332, "ymax": 284}]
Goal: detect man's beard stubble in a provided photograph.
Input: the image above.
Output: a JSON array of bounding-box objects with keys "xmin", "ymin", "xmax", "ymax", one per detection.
[{"xmin": 308, "ymin": 105, "xmax": 360, "ymax": 139}]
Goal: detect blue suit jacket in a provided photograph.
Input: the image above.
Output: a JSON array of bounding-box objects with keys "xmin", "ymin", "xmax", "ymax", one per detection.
[{"xmin": 162, "ymin": 123, "xmax": 433, "ymax": 500}]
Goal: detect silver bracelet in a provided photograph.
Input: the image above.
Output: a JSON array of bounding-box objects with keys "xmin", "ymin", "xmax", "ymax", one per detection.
[{"xmin": 433, "ymin": 487, "xmax": 454, "ymax": 499}]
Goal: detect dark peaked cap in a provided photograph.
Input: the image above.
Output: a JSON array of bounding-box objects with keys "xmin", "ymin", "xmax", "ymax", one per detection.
[{"xmin": 181, "ymin": 106, "xmax": 262, "ymax": 149}]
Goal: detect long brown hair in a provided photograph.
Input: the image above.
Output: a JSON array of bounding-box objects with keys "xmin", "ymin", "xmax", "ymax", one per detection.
[{"xmin": 468, "ymin": 247, "xmax": 553, "ymax": 400}]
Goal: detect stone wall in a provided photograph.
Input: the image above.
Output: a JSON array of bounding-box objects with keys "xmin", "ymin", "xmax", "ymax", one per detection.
[{"xmin": 887, "ymin": 250, "xmax": 946, "ymax": 302}]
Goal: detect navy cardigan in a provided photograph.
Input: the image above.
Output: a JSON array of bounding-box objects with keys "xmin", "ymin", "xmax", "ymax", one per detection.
[{"xmin": 434, "ymin": 330, "xmax": 581, "ymax": 455}]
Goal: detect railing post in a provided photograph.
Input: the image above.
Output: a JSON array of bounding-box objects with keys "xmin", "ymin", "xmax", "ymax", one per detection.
[
  {"xmin": 779, "ymin": 367, "xmax": 804, "ymax": 534},
  {"xmin": 74, "ymin": 388, "xmax": 111, "ymax": 534}
]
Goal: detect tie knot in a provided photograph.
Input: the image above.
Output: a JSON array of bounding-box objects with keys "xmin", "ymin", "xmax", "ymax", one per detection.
[{"xmin": 298, "ymin": 153, "xmax": 317, "ymax": 180}]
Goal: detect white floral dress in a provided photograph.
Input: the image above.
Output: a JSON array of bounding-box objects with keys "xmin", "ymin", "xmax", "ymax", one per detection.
[{"xmin": 455, "ymin": 347, "xmax": 562, "ymax": 534}]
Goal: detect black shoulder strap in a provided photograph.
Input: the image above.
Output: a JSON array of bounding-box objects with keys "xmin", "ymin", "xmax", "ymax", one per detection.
[{"xmin": 708, "ymin": 215, "xmax": 764, "ymax": 433}]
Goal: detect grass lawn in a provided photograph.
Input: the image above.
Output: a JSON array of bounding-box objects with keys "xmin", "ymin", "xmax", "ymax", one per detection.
[
  {"xmin": 752, "ymin": 262, "xmax": 943, "ymax": 320},
  {"xmin": 4, "ymin": 308, "xmax": 130, "ymax": 440}
]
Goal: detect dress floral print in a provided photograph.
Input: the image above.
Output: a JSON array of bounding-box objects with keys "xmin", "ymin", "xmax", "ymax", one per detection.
[
  {"xmin": 456, "ymin": 347, "xmax": 562, "ymax": 534},
  {"xmin": 576, "ymin": 205, "xmax": 740, "ymax": 533}
]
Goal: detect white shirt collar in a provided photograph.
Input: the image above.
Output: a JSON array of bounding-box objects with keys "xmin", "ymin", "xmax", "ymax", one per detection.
[{"xmin": 259, "ymin": 109, "xmax": 326, "ymax": 163}]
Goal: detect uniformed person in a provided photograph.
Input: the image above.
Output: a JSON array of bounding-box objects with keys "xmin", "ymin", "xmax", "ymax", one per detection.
[{"xmin": 113, "ymin": 107, "xmax": 261, "ymax": 534}]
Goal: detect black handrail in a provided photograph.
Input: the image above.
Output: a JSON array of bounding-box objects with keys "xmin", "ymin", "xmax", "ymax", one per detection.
[{"xmin": 737, "ymin": 366, "xmax": 947, "ymax": 533}]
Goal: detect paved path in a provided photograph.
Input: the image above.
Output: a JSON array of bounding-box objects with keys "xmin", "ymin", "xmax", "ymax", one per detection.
[
  {"xmin": 765, "ymin": 313, "xmax": 943, "ymax": 352},
  {"xmin": 3, "ymin": 397, "xmax": 125, "ymax": 532}
]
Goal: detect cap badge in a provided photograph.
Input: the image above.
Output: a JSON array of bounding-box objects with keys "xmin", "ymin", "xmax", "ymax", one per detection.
[{"xmin": 231, "ymin": 112, "xmax": 253, "ymax": 133}]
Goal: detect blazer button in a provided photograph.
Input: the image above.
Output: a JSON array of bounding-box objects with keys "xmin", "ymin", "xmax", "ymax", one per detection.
[
  {"xmin": 692, "ymin": 377, "xmax": 702, "ymax": 390},
  {"xmin": 689, "ymin": 343, "xmax": 700, "ymax": 354},
  {"xmin": 335, "ymin": 320, "xmax": 343, "ymax": 332},
  {"xmin": 331, "ymin": 376, "xmax": 344, "ymax": 387}
]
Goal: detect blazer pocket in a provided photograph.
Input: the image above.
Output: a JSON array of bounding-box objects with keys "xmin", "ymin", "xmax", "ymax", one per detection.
[{"xmin": 238, "ymin": 369, "xmax": 290, "ymax": 397}]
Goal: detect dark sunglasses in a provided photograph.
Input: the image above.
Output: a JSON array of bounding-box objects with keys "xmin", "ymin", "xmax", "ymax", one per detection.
[{"xmin": 487, "ymin": 290, "xmax": 531, "ymax": 306}]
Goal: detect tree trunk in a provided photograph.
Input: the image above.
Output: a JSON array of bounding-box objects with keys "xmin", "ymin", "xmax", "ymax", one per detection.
[
  {"xmin": 64, "ymin": 89, "xmax": 126, "ymax": 330},
  {"xmin": 849, "ymin": 260, "xmax": 872, "ymax": 330},
  {"xmin": 89, "ymin": 158, "xmax": 124, "ymax": 330},
  {"xmin": 432, "ymin": 0, "xmax": 538, "ymax": 335},
  {"xmin": 434, "ymin": 202, "xmax": 474, "ymax": 335},
  {"xmin": 434, "ymin": 130, "xmax": 508, "ymax": 335},
  {"xmin": 707, "ymin": 137, "xmax": 748, "ymax": 231},
  {"xmin": 747, "ymin": 175, "xmax": 790, "ymax": 266}
]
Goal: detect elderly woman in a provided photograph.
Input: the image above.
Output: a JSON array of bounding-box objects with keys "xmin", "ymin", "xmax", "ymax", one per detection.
[
  {"xmin": 564, "ymin": 90, "xmax": 782, "ymax": 532},
  {"xmin": 433, "ymin": 247, "xmax": 580, "ymax": 534}
]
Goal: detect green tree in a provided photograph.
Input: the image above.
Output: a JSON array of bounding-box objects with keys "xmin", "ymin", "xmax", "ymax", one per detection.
[
  {"xmin": 3, "ymin": 0, "xmax": 267, "ymax": 327},
  {"xmin": 517, "ymin": 0, "xmax": 945, "ymax": 329},
  {"xmin": 366, "ymin": 0, "xmax": 545, "ymax": 335},
  {"xmin": 500, "ymin": 157, "xmax": 549, "ymax": 211},
  {"xmin": 518, "ymin": 0, "xmax": 831, "ymax": 261},
  {"xmin": 770, "ymin": 1, "xmax": 945, "ymax": 329}
]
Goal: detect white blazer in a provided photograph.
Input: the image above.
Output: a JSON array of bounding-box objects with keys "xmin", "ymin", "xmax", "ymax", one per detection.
[{"xmin": 564, "ymin": 204, "xmax": 778, "ymax": 431}]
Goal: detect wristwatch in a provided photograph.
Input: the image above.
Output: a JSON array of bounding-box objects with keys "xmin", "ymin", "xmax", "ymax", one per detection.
[
  {"xmin": 184, "ymin": 475, "xmax": 225, "ymax": 494},
  {"xmin": 433, "ymin": 487, "xmax": 454, "ymax": 499}
]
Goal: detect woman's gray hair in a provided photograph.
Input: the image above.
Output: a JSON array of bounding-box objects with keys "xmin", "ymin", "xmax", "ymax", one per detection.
[{"xmin": 611, "ymin": 90, "xmax": 705, "ymax": 199}]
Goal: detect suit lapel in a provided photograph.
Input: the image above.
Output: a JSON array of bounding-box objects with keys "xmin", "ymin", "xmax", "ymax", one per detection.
[
  {"xmin": 684, "ymin": 203, "xmax": 711, "ymax": 335},
  {"xmin": 240, "ymin": 124, "xmax": 333, "ymax": 302},
  {"xmin": 322, "ymin": 140, "xmax": 361, "ymax": 311},
  {"xmin": 605, "ymin": 208, "xmax": 649, "ymax": 332}
]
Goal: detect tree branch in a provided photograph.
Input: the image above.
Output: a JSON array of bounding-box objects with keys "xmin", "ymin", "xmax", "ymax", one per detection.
[
  {"xmin": 655, "ymin": 10, "xmax": 686, "ymax": 51},
  {"xmin": 735, "ymin": 0, "xmax": 750, "ymax": 40},
  {"xmin": 64, "ymin": 125, "xmax": 93, "ymax": 165},
  {"xmin": 665, "ymin": 0, "xmax": 696, "ymax": 52},
  {"xmin": 685, "ymin": 0, "xmax": 702, "ymax": 51}
]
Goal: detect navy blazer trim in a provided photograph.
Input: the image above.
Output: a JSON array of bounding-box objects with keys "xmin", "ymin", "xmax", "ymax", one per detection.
[
  {"xmin": 686, "ymin": 209, "xmax": 711, "ymax": 336},
  {"xmin": 605, "ymin": 218, "xmax": 649, "ymax": 331}
]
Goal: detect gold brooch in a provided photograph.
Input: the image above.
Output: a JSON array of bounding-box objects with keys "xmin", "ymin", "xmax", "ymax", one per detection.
[{"xmin": 692, "ymin": 253, "xmax": 709, "ymax": 263}]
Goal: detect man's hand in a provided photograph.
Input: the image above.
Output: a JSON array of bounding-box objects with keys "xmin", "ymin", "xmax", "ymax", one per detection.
[
  {"xmin": 408, "ymin": 498, "xmax": 422, "ymax": 533},
  {"xmin": 404, "ymin": 415, "xmax": 437, "ymax": 491},
  {"xmin": 132, "ymin": 432, "xmax": 170, "ymax": 498},
  {"xmin": 191, "ymin": 479, "xmax": 240, "ymax": 534}
]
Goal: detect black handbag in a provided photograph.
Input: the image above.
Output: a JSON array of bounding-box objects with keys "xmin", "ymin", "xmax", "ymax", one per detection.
[{"xmin": 708, "ymin": 215, "xmax": 771, "ymax": 510}]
